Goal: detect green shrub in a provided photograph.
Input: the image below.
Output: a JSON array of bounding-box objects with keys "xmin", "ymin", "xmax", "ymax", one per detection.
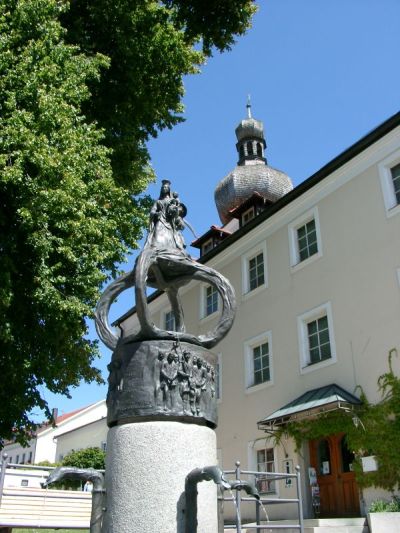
[{"xmin": 369, "ymin": 498, "xmax": 400, "ymax": 513}]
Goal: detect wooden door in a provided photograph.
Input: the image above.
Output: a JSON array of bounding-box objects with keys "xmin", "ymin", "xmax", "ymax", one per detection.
[{"xmin": 309, "ymin": 433, "xmax": 360, "ymax": 517}]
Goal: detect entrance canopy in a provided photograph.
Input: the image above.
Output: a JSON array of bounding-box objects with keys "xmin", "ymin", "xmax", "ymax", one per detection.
[{"xmin": 258, "ymin": 384, "xmax": 361, "ymax": 430}]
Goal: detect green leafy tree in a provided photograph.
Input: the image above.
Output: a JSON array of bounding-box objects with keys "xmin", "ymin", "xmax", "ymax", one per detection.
[
  {"xmin": 0, "ymin": 0, "xmax": 256, "ymax": 444},
  {"xmin": 62, "ymin": 447, "xmax": 106, "ymax": 470}
]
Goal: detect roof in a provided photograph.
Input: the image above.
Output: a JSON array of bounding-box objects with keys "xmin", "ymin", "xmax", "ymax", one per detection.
[
  {"xmin": 191, "ymin": 225, "xmax": 232, "ymax": 248},
  {"xmin": 257, "ymin": 384, "xmax": 362, "ymax": 430},
  {"xmin": 114, "ymin": 110, "xmax": 400, "ymax": 326},
  {"xmin": 37, "ymin": 404, "xmax": 93, "ymax": 435}
]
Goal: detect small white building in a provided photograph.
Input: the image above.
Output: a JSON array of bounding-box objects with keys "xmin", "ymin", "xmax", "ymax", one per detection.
[{"xmin": 2, "ymin": 400, "xmax": 107, "ymax": 465}]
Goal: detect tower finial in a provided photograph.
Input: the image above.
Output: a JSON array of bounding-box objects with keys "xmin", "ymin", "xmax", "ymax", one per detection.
[{"xmin": 246, "ymin": 94, "xmax": 252, "ymax": 119}]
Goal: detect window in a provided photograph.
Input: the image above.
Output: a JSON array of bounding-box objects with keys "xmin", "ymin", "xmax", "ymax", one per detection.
[
  {"xmin": 247, "ymin": 141, "xmax": 253, "ymax": 156},
  {"xmin": 244, "ymin": 331, "xmax": 273, "ymax": 390},
  {"xmin": 239, "ymin": 145, "xmax": 245, "ymax": 160},
  {"xmin": 202, "ymin": 238, "xmax": 214, "ymax": 255},
  {"xmin": 242, "ymin": 243, "xmax": 267, "ymax": 295},
  {"xmin": 256, "ymin": 448, "xmax": 276, "ymax": 493},
  {"xmin": 101, "ymin": 441, "xmax": 107, "ymax": 452},
  {"xmin": 298, "ymin": 302, "xmax": 337, "ymax": 373},
  {"xmin": 379, "ymin": 151, "xmax": 400, "ymax": 217},
  {"xmin": 252, "ymin": 342, "xmax": 270, "ymax": 385},
  {"xmin": 256, "ymin": 142, "xmax": 263, "ymax": 157},
  {"xmin": 391, "ymin": 163, "xmax": 400, "ymax": 204},
  {"xmin": 249, "ymin": 253, "xmax": 264, "ymax": 290},
  {"xmin": 21, "ymin": 453, "xmax": 25, "ymax": 464},
  {"xmin": 28, "ymin": 451, "xmax": 32, "ymax": 463},
  {"xmin": 241, "ymin": 206, "xmax": 255, "ymax": 226},
  {"xmin": 205, "ymin": 285, "xmax": 218, "ymax": 316},
  {"xmin": 307, "ymin": 315, "xmax": 331, "ymax": 364},
  {"xmin": 16, "ymin": 455, "xmax": 19, "ymax": 464},
  {"xmin": 288, "ymin": 207, "xmax": 322, "ymax": 269},
  {"xmin": 297, "ymin": 219, "xmax": 318, "ymax": 261},
  {"xmin": 164, "ymin": 310, "xmax": 176, "ymax": 331}
]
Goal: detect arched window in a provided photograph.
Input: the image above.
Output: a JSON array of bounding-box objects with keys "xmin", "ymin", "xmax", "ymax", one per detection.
[
  {"xmin": 247, "ymin": 141, "xmax": 253, "ymax": 156},
  {"xmin": 257, "ymin": 143, "xmax": 263, "ymax": 157}
]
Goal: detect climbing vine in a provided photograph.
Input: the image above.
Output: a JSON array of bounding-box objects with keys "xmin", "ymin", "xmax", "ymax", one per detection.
[{"xmin": 271, "ymin": 349, "xmax": 400, "ymax": 491}]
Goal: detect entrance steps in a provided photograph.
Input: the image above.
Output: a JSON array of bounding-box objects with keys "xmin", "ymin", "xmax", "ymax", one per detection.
[{"xmin": 234, "ymin": 517, "xmax": 369, "ymax": 533}]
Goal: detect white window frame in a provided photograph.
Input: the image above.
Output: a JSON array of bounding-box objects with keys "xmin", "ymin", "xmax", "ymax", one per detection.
[
  {"xmin": 242, "ymin": 206, "xmax": 255, "ymax": 226},
  {"xmin": 378, "ymin": 149, "xmax": 400, "ymax": 218},
  {"xmin": 297, "ymin": 302, "xmax": 337, "ymax": 374},
  {"xmin": 244, "ymin": 331, "xmax": 273, "ymax": 393},
  {"xmin": 200, "ymin": 283, "xmax": 219, "ymax": 320},
  {"xmin": 288, "ymin": 206, "xmax": 322, "ymax": 272},
  {"xmin": 248, "ymin": 440, "xmax": 278, "ymax": 496},
  {"xmin": 241, "ymin": 242, "xmax": 268, "ymax": 297},
  {"xmin": 161, "ymin": 309, "xmax": 176, "ymax": 331}
]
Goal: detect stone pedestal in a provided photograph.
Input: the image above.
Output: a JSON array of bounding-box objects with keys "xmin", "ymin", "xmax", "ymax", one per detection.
[{"xmin": 103, "ymin": 421, "xmax": 218, "ymax": 533}]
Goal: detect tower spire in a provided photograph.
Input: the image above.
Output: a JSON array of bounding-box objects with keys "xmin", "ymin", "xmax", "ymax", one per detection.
[{"xmin": 246, "ymin": 94, "xmax": 252, "ymax": 118}]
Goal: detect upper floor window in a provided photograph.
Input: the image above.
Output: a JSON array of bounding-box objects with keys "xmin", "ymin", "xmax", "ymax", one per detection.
[
  {"xmin": 242, "ymin": 206, "xmax": 255, "ymax": 226},
  {"xmin": 244, "ymin": 331, "xmax": 273, "ymax": 390},
  {"xmin": 298, "ymin": 302, "xmax": 337, "ymax": 373},
  {"xmin": 247, "ymin": 141, "xmax": 253, "ymax": 156},
  {"xmin": 242, "ymin": 243, "xmax": 267, "ymax": 295},
  {"xmin": 205, "ymin": 285, "xmax": 218, "ymax": 316},
  {"xmin": 239, "ymin": 145, "xmax": 245, "ymax": 160},
  {"xmin": 256, "ymin": 448, "xmax": 276, "ymax": 493},
  {"xmin": 253, "ymin": 341, "xmax": 270, "ymax": 385},
  {"xmin": 256, "ymin": 142, "xmax": 263, "ymax": 157},
  {"xmin": 379, "ymin": 150, "xmax": 400, "ymax": 218},
  {"xmin": 297, "ymin": 218, "xmax": 318, "ymax": 261},
  {"xmin": 391, "ymin": 162, "xmax": 400, "ymax": 204},
  {"xmin": 288, "ymin": 207, "xmax": 322, "ymax": 270},
  {"xmin": 16, "ymin": 455, "xmax": 19, "ymax": 464},
  {"xmin": 307, "ymin": 315, "xmax": 331, "ymax": 364},
  {"xmin": 249, "ymin": 253, "xmax": 264, "ymax": 291},
  {"xmin": 202, "ymin": 238, "xmax": 214, "ymax": 255},
  {"xmin": 164, "ymin": 310, "xmax": 176, "ymax": 331}
]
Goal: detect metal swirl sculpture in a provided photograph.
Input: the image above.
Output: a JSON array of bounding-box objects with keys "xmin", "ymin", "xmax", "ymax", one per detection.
[{"xmin": 95, "ymin": 180, "xmax": 236, "ymax": 351}]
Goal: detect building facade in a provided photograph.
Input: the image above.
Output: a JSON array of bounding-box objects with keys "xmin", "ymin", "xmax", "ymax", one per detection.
[
  {"xmin": 2, "ymin": 400, "xmax": 107, "ymax": 465},
  {"xmin": 116, "ymin": 109, "xmax": 400, "ymax": 520}
]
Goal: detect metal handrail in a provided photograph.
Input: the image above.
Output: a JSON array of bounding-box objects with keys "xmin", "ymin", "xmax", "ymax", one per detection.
[{"xmin": 220, "ymin": 461, "xmax": 304, "ymax": 532}]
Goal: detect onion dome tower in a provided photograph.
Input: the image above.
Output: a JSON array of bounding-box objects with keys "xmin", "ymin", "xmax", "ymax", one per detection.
[{"xmin": 214, "ymin": 99, "xmax": 293, "ymax": 224}]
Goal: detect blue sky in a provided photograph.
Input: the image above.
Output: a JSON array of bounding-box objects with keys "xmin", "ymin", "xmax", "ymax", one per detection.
[{"xmin": 36, "ymin": 0, "xmax": 400, "ymax": 419}]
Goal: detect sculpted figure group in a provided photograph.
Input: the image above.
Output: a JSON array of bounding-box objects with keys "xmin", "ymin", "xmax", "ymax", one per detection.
[{"xmin": 154, "ymin": 343, "xmax": 216, "ymax": 416}]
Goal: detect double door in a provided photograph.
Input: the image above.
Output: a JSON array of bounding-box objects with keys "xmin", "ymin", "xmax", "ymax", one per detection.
[{"xmin": 309, "ymin": 433, "xmax": 360, "ymax": 517}]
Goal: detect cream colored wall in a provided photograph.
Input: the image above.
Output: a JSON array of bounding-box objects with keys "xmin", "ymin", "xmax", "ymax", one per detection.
[
  {"xmin": 120, "ymin": 125, "xmax": 400, "ymax": 519},
  {"xmin": 56, "ymin": 418, "xmax": 108, "ymax": 462}
]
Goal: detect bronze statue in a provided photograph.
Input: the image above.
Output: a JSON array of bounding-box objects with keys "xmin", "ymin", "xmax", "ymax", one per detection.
[{"xmin": 95, "ymin": 180, "xmax": 236, "ymax": 426}]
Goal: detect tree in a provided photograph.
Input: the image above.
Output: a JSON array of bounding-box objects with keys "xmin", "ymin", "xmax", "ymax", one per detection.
[
  {"xmin": 62, "ymin": 447, "xmax": 106, "ymax": 470},
  {"xmin": 0, "ymin": 0, "xmax": 256, "ymax": 444}
]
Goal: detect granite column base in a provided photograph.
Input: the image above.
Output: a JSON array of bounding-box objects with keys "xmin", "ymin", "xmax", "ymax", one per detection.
[{"xmin": 102, "ymin": 421, "xmax": 218, "ymax": 533}]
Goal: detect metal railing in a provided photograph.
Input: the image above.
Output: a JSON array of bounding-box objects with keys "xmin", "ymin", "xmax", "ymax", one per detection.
[{"xmin": 220, "ymin": 461, "xmax": 304, "ymax": 532}]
